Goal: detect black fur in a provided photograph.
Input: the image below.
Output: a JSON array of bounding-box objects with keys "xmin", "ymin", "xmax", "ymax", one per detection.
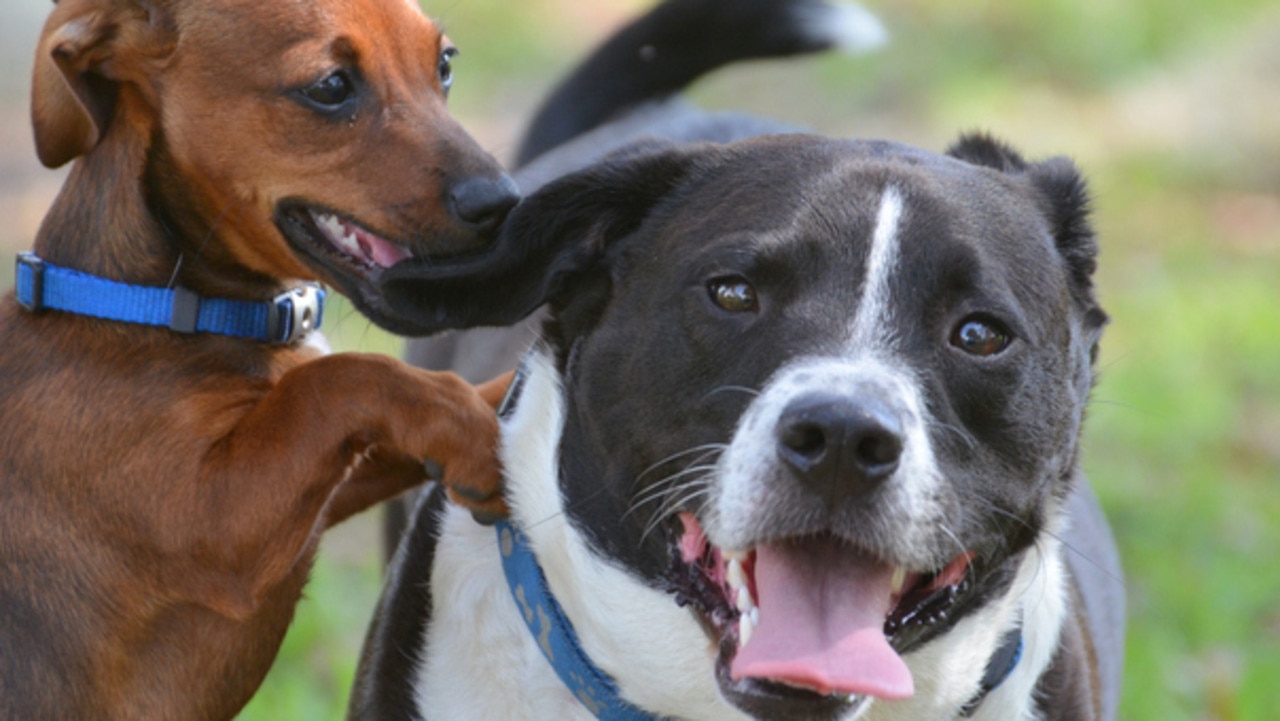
[
  {"xmin": 348, "ymin": 489, "xmax": 447, "ymax": 721},
  {"xmin": 948, "ymin": 133, "xmax": 1105, "ymax": 324},
  {"xmin": 518, "ymin": 0, "xmax": 865, "ymax": 165}
]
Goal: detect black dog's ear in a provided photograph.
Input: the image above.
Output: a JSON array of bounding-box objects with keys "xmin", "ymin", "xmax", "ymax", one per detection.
[
  {"xmin": 948, "ymin": 133, "xmax": 1105, "ymax": 330},
  {"xmin": 946, "ymin": 132, "xmax": 1030, "ymax": 173},
  {"xmin": 1025, "ymin": 156, "xmax": 1101, "ymax": 309},
  {"xmin": 380, "ymin": 141, "xmax": 708, "ymax": 335}
]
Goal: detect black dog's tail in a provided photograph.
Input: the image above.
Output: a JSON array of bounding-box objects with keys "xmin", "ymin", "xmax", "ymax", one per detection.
[{"xmin": 515, "ymin": 0, "xmax": 887, "ymax": 166}]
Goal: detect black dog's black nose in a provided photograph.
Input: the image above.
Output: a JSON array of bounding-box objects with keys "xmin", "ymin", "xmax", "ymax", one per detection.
[
  {"xmin": 776, "ymin": 393, "xmax": 904, "ymax": 505},
  {"xmin": 448, "ymin": 174, "xmax": 520, "ymax": 235}
]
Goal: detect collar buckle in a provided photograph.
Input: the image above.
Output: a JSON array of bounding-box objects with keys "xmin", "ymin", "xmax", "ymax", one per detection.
[
  {"xmin": 15, "ymin": 252, "xmax": 46, "ymax": 312},
  {"xmin": 268, "ymin": 283, "xmax": 324, "ymax": 344}
]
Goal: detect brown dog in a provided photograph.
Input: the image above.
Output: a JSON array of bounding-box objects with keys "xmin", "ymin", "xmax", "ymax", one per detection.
[{"xmin": 1, "ymin": 0, "xmax": 522, "ymax": 718}]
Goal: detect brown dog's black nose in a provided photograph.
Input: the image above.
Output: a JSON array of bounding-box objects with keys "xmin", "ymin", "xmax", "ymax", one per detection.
[
  {"xmin": 448, "ymin": 175, "xmax": 520, "ymax": 236},
  {"xmin": 777, "ymin": 393, "xmax": 904, "ymax": 505}
]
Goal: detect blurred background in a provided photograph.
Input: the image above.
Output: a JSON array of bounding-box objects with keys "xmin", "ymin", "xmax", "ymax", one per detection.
[{"xmin": 2, "ymin": 1, "xmax": 1277, "ymax": 719}]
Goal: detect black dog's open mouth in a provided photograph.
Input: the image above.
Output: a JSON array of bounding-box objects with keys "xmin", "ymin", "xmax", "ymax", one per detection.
[{"xmin": 669, "ymin": 513, "xmax": 975, "ymax": 715}]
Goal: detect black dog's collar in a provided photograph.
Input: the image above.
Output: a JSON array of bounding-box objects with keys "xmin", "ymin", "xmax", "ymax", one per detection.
[
  {"xmin": 496, "ymin": 519, "xmax": 667, "ymax": 721},
  {"xmin": 960, "ymin": 626, "xmax": 1024, "ymax": 716}
]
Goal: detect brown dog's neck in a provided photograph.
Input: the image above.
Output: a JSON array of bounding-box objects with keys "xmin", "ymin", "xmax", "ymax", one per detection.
[
  {"xmin": 33, "ymin": 114, "xmax": 284, "ymax": 303},
  {"xmin": 35, "ymin": 125, "xmax": 174, "ymax": 284}
]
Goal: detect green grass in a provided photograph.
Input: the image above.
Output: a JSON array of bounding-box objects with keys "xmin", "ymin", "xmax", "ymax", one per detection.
[
  {"xmin": 1087, "ymin": 170, "xmax": 1280, "ymax": 719},
  {"xmin": 238, "ymin": 1, "xmax": 1280, "ymax": 719}
]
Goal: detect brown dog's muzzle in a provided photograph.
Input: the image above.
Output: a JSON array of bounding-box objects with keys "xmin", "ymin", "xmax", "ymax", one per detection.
[{"xmin": 272, "ymin": 166, "xmax": 521, "ymax": 337}]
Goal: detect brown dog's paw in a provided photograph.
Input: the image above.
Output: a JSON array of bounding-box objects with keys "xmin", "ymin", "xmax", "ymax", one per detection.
[
  {"xmin": 438, "ymin": 370, "xmax": 514, "ymax": 522},
  {"xmin": 441, "ymin": 465, "xmax": 509, "ymax": 523},
  {"xmin": 401, "ymin": 367, "xmax": 512, "ymax": 522},
  {"xmin": 445, "ymin": 487, "xmax": 510, "ymax": 525},
  {"xmin": 436, "ymin": 382, "xmax": 510, "ymax": 522}
]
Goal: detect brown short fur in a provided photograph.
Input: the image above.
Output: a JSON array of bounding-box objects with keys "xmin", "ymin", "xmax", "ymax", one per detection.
[{"xmin": 2, "ymin": 0, "xmax": 516, "ymax": 718}]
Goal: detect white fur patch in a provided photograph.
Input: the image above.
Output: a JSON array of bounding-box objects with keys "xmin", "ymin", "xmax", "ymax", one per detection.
[
  {"xmin": 792, "ymin": 1, "xmax": 890, "ymax": 55},
  {"xmin": 415, "ymin": 503, "xmax": 570, "ymax": 719},
  {"xmin": 301, "ymin": 329, "xmax": 332, "ymax": 356},
  {"xmin": 707, "ymin": 356, "xmax": 943, "ymax": 566},
  {"xmin": 852, "ymin": 186, "xmax": 904, "ymax": 350}
]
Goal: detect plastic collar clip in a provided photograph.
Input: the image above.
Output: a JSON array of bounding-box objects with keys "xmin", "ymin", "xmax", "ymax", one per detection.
[
  {"xmin": 15, "ymin": 252, "xmax": 44, "ymax": 312},
  {"xmin": 268, "ymin": 284, "xmax": 324, "ymax": 344}
]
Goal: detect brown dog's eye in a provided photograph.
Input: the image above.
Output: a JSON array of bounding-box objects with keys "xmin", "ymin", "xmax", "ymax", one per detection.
[
  {"xmin": 708, "ymin": 277, "xmax": 759, "ymax": 313},
  {"xmin": 951, "ymin": 317, "xmax": 1012, "ymax": 356},
  {"xmin": 438, "ymin": 47, "xmax": 458, "ymax": 94},
  {"xmin": 300, "ymin": 71, "xmax": 355, "ymax": 110}
]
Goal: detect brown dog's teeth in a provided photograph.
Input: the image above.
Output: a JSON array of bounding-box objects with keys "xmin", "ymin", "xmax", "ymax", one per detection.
[{"xmin": 312, "ymin": 211, "xmax": 366, "ymax": 266}]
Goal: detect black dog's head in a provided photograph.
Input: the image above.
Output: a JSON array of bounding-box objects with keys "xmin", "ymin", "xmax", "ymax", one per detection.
[{"xmin": 420, "ymin": 133, "xmax": 1106, "ymax": 720}]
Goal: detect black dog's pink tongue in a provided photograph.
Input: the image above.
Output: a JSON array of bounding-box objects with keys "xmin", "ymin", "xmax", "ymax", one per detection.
[{"xmin": 729, "ymin": 540, "xmax": 914, "ymax": 700}]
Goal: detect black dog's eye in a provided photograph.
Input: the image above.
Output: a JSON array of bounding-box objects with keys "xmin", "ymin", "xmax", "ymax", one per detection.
[
  {"xmin": 299, "ymin": 71, "xmax": 354, "ymax": 110},
  {"xmin": 951, "ymin": 316, "xmax": 1013, "ymax": 357},
  {"xmin": 708, "ymin": 276, "xmax": 759, "ymax": 313},
  {"xmin": 438, "ymin": 47, "xmax": 458, "ymax": 93}
]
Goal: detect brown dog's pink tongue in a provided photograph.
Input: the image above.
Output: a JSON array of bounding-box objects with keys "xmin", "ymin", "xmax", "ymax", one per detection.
[
  {"xmin": 729, "ymin": 541, "xmax": 914, "ymax": 700},
  {"xmin": 354, "ymin": 226, "xmax": 413, "ymax": 268}
]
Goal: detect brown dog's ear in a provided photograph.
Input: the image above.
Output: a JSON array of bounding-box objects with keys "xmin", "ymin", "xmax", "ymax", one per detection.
[
  {"xmin": 380, "ymin": 140, "xmax": 712, "ymax": 335},
  {"xmin": 31, "ymin": 0, "xmax": 172, "ymax": 168}
]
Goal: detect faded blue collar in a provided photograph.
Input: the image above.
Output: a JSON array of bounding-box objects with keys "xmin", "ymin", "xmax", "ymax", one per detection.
[{"xmin": 496, "ymin": 520, "xmax": 667, "ymax": 721}]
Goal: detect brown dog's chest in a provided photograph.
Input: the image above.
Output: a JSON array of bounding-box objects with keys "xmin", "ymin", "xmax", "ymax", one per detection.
[{"xmin": 0, "ymin": 305, "xmax": 319, "ymax": 718}]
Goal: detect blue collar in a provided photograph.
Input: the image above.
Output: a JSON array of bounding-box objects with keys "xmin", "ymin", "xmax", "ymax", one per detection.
[
  {"xmin": 496, "ymin": 520, "xmax": 667, "ymax": 721},
  {"xmin": 496, "ymin": 518, "xmax": 1023, "ymax": 719},
  {"xmin": 13, "ymin": 253, "xmax": 324, "ymax": 344},
  {"xmin": 960, "ymin": 626, "xmax": 1024, "ymax": 716}
]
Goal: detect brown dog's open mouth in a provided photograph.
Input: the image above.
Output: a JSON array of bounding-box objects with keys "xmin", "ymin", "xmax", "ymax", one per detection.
[
  {"xmin": 277, "ymin": 204, "xmax": 414, "ymax": 278},
  {"xmin": 669, "ymin": 513, "xmax": 975, "ymax": 714},
  {"xmin": 272, "ymin": 200, "xmax": 531, "ymax": 336}
]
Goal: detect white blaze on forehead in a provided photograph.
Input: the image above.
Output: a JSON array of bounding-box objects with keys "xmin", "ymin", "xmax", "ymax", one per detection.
[{"xmin": 851, "ymin": 186, "xmax": 905, "ymax": 350}]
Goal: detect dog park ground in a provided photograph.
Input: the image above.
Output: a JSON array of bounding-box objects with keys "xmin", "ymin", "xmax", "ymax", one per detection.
[{"xmin": 1, "ymin": 1, "xmax": 1277, "ymax": 719}]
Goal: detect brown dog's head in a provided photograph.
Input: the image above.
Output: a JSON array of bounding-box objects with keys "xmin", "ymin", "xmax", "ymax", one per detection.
[{"xmin": 32, "ymin": 0, "xmax": 519, "ymax": 335}]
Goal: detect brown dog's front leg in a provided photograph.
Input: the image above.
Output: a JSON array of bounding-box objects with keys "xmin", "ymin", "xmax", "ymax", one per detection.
[
  {"xmin": 323, "ymin": 447, "xmax": 429, "ymax": 527},
  {"xmin": 325, "ymin": 369, "xmax": 518, "ymax": 528},
  {"xmin": 193, "ymin": 353, "xmax": 506, "ymax": 612}
]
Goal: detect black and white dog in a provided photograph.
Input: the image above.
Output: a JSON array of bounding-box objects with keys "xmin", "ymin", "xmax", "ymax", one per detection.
[{"xmin": 352, "ymin": 1, "xmax": 1125, "ymax": 719}]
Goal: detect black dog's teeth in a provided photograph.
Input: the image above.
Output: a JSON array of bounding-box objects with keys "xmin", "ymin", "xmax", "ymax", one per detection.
[{"xmin": 666, "ymin": 535, "xmax": 734, "ymax": 630}]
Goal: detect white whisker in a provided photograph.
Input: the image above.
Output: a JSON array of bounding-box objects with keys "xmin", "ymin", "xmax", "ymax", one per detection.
[{"xmin": 631, "ymin": 443, "xmax": 727, "ymax": 489}]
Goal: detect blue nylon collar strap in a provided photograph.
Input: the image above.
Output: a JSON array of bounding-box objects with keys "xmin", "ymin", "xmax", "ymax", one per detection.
[
  {"xmin": 496, "ymin": 517, "xmax": 1024, "ymax": 720},
  {"xmin": 496, "ymin": 520, "xmax": 668, "ymax": 721},
  {"xmin": 960, "ymin": 626, "xmax": 1024, "ymax": 716},
  {"xmin": 13, "ymin": 253, "xmax": 324, "ymax": 344}
]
